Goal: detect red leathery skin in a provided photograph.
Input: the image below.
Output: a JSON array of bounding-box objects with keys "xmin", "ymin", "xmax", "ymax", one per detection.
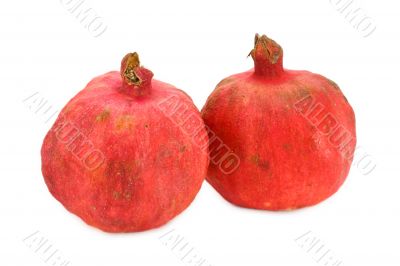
[
  {"xmin": 41, "ymin": 53, "xmax": 209, "ymax": 232},
  {"xmin": 201, "ymin": 34, "xmax": 356, "ymax": 210}
]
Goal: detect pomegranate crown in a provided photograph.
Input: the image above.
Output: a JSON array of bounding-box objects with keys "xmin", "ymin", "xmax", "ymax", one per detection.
[
  {"xmin": 249, "ymin": 33, "xmax": 284, "ymax": 77},
  {"xmin": 120, "ymin": 52, "xmax": 154, "ymax": 97}
]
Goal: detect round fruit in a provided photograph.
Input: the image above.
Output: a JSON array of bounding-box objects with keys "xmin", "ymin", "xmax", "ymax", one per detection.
[
  {"xmin": 41, "ymin": 53, "xmax": 209, "ymax": 232},
  {"xmin": 202, "ymin": 34, "xmax": 356, "ymax": 210}
]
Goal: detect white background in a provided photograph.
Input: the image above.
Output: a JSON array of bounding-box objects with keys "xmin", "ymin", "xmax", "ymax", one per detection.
[{"xmin": 0, "ymin": 0, "xmax": 399, "ymax": 265}]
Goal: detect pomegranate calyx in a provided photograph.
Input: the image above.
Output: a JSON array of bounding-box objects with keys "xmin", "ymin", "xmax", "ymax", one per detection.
[
  {"xmin": 250, "ymin": 33, "xmax": 284, "ymax": 77},
  {"xmin": 120, "ymin": 52, "xmax": 154, "ymax": 97}
]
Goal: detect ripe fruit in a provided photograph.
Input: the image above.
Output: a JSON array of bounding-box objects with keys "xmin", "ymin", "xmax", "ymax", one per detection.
[
  {"xmin": 202, "ymin": 34, "xmax": 356, "ymax": 210},
  {"xmin": 41, "ymin": 53, "xmax": 209, "ymax": 232}
]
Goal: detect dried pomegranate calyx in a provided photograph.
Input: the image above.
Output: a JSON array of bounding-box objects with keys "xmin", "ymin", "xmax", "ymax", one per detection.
[
  {"xmin": 120, "ymin": 52, "xmax": 154, "ymax": 97},
  {"xmin": 121, "ymin": 52, "xmax": 142, "ymax": 85},
  {"xmin": 250, "ymin": 33, "xmax": 284, "ymax": 77}
]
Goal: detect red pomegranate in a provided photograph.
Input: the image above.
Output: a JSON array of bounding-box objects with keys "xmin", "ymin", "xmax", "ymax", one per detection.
[
  {"xmin": 41, "ymin": 53, "xmax": 209, "ymax": 232},
  {"xmin": 202, "ymin": 34, "xmax": 356, "ymax": 210}
]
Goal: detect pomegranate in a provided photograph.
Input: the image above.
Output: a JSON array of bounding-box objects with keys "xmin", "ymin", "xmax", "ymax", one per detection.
[
  {"xmin": 41, "ymin": 52, "xmax": 209, "ymax": 232},
  {"xmin": 202, "ymin": 34, "xmax": 356, "ymax": 210}
]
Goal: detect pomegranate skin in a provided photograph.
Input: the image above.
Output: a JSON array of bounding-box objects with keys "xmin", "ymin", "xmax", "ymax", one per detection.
[
  {"xmin": 41, "ymin": 53, "xmax": 209, "ymax": 232},
  {"xmin": 202, "ymin": 34, "xmax": 356, "ymax": 210}
]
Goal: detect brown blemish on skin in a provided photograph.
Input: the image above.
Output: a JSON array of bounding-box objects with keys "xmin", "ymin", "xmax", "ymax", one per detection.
[
  {"xmin": 124, "ymin": 192, "xmax": 132, "ymax": 200},
  {"xmin": 168, "ymin": 199, "xmax": 176, "ymax": 213},
  {"xmin": 204, "ymin": 96, "xmax": 218, "ymax": 111},
  {"xmin": 96, "ymin": 109, "xmax": 110, "ymax": 122},
  {"xmin": 250, "ymin": 154, "xmax": 260, "ymax": 165},
  {"xmin": 105, "ymin": 160, "xmax": 140, "ymax": 184},
  {"xmin": 277, "ymin": 86, "xmax": 311, "ymax": 107},
  {"xmin": 116, "ymin": 115, "xmax": 135, "ymax": 130},
  {"xmin": 128, "ymin": 173, "xmax": 140, "ymax": 182},
  {"xmin": 180, "ymin": 145, "xmax": 186, "ymax": 152},
  {"xmin": 325, "ymin": 78, "xmax": 349, "ymax": 103},
  {"xmin": 240, "ymin": 94, "xmax": 250, "ymax": 105},
  {"xmin": 208, "ymin": 176, "xmax": 221, "ymax": 185},
  {"xmin": 226, "ymin": 85, "xmax": 241, "ymax": 106},
  {"xmin": 267, "ymin": 171, "xmax": 273, "ymax": 179},
  {"xmin": 298, "ymin": 88, "xmax": 311, "ymax": 98},
  {"xmin": 326, "ymin": 78, "xmax": 340, "ymax": 90},
  {"xmin": 259, "ymin": 160, "xmax": 270, "ymax": 170},
  {"xmin": 159, "ymin": 149, "xmax": 172, "ymax": 160},
  {"xmin": 250, "ymin": 154, "xmax": 270, "ymax": 170},
  {"xmin": 155, "ymin": 148, "xmax": 173, "ymax": 165},
  {"xmin": 291, "ymin": 79, "xmax": 312, "ymax": 99},
  {"xmin": 113, "ymin": 190, "xmax": 132, "ymax": 201},
  {"xmin": 282, "ymin": 143, "xmax": 293, "ymax": 151},
  {"xmin": 276, "ymin": 87, "xmax": 292, "ymax": 101},
  {"xmin": 113, "ymin": 191, "xmax": 122, "ymax": 199},
  {"xmin": 216, "ymin": 77, "xmax": 234, "ymax": 88}
]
